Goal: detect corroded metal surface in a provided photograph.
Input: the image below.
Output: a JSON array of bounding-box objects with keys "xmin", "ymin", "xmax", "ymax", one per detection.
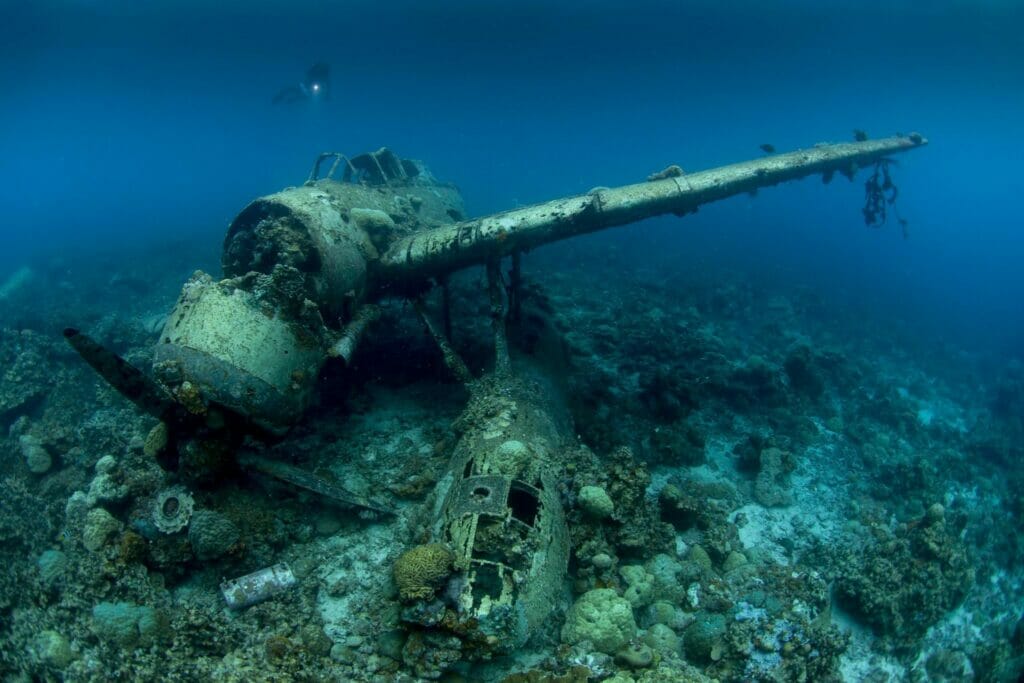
[
  {"xmin": 221, "ymin": 563, "xmax": 297, "ymax": 609},
  {"xmin": 378, "ymin": 135, "xmax": 927, "ymax": 285},
  {"xmin": 238, "ymin": 453, "xmax": 397, "ymax": 516}
]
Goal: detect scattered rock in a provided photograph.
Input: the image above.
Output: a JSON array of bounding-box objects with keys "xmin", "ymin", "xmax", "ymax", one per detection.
[
  {"xmin": 29, "ymin": 630, "xmax": 74, "ymax": 668},
  {"xmin": 36, "ymin": 549, "xmax": 67, "ymax": 585},
  {"xmin": 643, "ymin": 623, "xmax": 681, "ymax": 657},
  {"xmin": 562, "ymin": 588, "xmax": 637, "ymax": 654},
  {"xmin": 82, "ymin": 508, "xmax": 121, "ymax": 552},
  {"xmin": 579, "ymin": 485, "xmax": 615, "ymax": 519},
  {"xmin": 19, "ymin": 434, "xmax": 52, "ymax": 474},
  {"xmin": 188, "ymin": 510, "xmax": 240, "ymax": 561},
  {"xmin": 91, "ymin": 602, "xmax": 165, "ymax": 647},
  {"xmin": 615, "ymin": 641, "xmax": 654, "ymax": 669},
  {"xmin": 683, "ymin": 612, "xmax": 726, "ymax": 663}
]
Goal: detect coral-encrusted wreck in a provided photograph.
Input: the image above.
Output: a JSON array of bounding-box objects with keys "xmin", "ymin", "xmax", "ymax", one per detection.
[{"xmin": 65, "ymin": 136, "xmax": 928, "ymax": 675}]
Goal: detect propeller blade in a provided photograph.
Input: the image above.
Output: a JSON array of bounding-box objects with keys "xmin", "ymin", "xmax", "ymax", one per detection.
[{"xmin": 63, "ymin": 328, "xmax": 178, "ymax": 420}]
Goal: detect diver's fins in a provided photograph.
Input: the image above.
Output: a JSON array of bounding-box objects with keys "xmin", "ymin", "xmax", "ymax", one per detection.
[{"xmin": 63, "ymin": 328, "xmax": 178, "ymax": 420}]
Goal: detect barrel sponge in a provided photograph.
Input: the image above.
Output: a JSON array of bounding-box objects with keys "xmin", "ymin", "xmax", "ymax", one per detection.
[
  {"xmin": 561, "ymin": 588, "xmax": 637, "ymax": 654},
  {"xmin": 393, "ymin": 543, "xmax": 454, "ymax": 601}
]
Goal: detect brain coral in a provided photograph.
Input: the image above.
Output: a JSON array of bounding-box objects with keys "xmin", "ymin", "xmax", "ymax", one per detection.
[{"xmin": 393, "ymin": 543, "xmax": 454, "ymax": 601}]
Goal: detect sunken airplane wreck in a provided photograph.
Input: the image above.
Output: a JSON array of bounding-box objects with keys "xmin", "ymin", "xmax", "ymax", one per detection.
[{"xmin": 65, "ymin": 136, "xmax": 926, "ymax": 669}]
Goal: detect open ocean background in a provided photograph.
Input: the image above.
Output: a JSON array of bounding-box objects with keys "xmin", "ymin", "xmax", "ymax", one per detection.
[{"xmin": 1, "ymin": 0, "xmax": 1021, "ymax": 356}]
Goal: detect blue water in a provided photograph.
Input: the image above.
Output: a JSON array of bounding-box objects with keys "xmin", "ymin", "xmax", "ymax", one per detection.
[{"xmin": 1, "ymin": 0, "xmax": 1021, "ymax": 355}]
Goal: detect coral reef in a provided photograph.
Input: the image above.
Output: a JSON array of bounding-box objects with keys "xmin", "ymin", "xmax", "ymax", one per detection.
[
  {"xmin": 834, "ymin": 504, "xmax": 974, "ymax": 652},
  {"xmin": 0, "ymin": 230, "xmax": 1020, "ymax": 682}
]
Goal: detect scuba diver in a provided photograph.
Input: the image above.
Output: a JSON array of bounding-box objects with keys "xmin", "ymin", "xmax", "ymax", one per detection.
[{"xmin": 272, "ymin": 62, "xmax": 331, "ymax": 104}]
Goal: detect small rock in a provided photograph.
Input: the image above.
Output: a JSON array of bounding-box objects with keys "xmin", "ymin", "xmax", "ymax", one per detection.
[
  {"xmin": 578, "ymin": 485, "xmax": 615, "ymax": 519},
  {"xmin": 87, "ymin": 473, "xmax": 129, "ymax": 505},
  {"xmin": 688, "ymin": 545, "xmax": 713, "ymax": 572},
  {"xmin": 315, "ymin": 513, "xmax": 343, "ymax": 537},
  {"xmin": 91, "ymin": 602, "xmax": 164, "ymax": 647},
  {"xmin": 377, "ymin": 630, "xmax": 406, "ymax": 660},
  {"xmin": 615, "ymin": 642, "xmax": 655, "ymax": 669},
  {"xmin": 37, "ymin": 549, "xmax": 67, "ymax": 585},
  {"xmin": 30, "ymin": 630, "xmax": 74, "ymax": 668},
  {"xmin": 643, "ymin": 623, "xmax": 681, "ymax": 657},
  {"xmin": 19, "ymin": 434, "xmax": 51, "ymax": 474},
  {"xmin": 561, "ymin": 588, "xmax": 637, "ymax": 654},
  {"xmin": 722, "ymin": 551, "xmax": 748, "ymax": 573},
  {"xmin": 926, "ymin": 503, "xmax": 945, "ymax": 525},
  {"xmin": 83, "ymin": 508, "xmax": 121, "ymax": 552},
  {"xmin": 188, "ymin": 510, "xmax": 240, "ymax": 561},
  {"xmin": 143, "ymin": 422, "xmax": 169, "ymax": 459},
  {"xmin": 94, "ymin": 455, "xmax": 117, "ymax": 474},
  {"xmin": 65, "ymin": 491, "xmax": 90, "ymax": 521},
  {"xmin": 683, "ymin": 612, "xmax": 727, "ymax": 663}
]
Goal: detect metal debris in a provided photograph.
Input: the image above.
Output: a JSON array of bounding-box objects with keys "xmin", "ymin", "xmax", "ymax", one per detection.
[
  {"xmin": 238, "ymin": 453, "xmax": 397, "ymax": 516},
  {"xmin": 221, "ymin": 563, "xmax": 297, "ymax": 609}
]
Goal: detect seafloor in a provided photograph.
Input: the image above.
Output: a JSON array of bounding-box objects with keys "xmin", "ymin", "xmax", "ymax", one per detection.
[{"xmin": 0, "ymin": 234, "xmax": 1021, "ymax": 682}]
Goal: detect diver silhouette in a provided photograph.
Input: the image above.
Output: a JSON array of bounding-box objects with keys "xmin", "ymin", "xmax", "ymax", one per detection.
[{"xmin": 272, "ymin": 62, "xmax": 331, "ymax": 104}]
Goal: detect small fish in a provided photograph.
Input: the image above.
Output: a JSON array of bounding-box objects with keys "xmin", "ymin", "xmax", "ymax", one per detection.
[
  {"xmin": 854, "ymin": 129, "xmax": 869, "ymax": 142},
  {"xmin": 759, "ymin": 143, "xmax": 775, "ymax": 154}
]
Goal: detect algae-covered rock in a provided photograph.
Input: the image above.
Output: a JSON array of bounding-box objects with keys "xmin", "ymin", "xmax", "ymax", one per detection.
[
  {"xmin": 188, "ymin": 509, "xmax": 240, "ymax": 560},
  {"xmin": 753, "ymin": 447, "xmax": 794, "ymax": 507},
  {"xmin": 29, "ymin": 630, "xmax": 74, "ymax": 668},
  {"xmin": 393, "ymin": 543, "xmax": 454, "ymax": 601},
  {"xmin": 642, "ymin": 600, "xmax": 681, "ymax": 629},
  {"xmin": 722, "ymin": 550, "xmax": 748, "ymax": 573},
  {"xmin": 143, "ymin": 422, "xmax": 169, "ymax": 459},
  {"xmin": 95, "ymin": 454, "xmax": 117, "ymax": 474},
  {"xmin": 615, "ymin": 641, "xmax": 654, "ymax": 669},
  {"xmin": 620, "ymin": 564, "xmax": 655, "ymax": 608},
  {"xmin": 687, "ymin": 545, "xmax": 713, "ymax": 573},
  {"xmin": 19, "ymin": 434, "xmax": 51, "ymax": 474},
  {"xmin": 91, "ymin": 602, "xmax": 165, "ymax": 647},
  {"xmin": 579, "ymin": 485, "xmax": 615, "ymax": 519},
  {"xmin": 561, "ymin": 588, "xmax": 637, "ymax": 654},
  {"xmin": 645, "ymin": 553, "xmax": 685, "ymax": 604},
  {"xmin": 649, "ymin": 422, "xmax": 706, "ymax": 467},
  {"xmin": 492, "ymin": 439, "xmax": 530, "ymax": 474},
  {"xmin": 643, "ymin": 623, "xmax": 681, "ymax": 657},
  {"xmin": 82, "ymin": 507, "xmax": 121, "ymax": 552},
  {"xmin": 835, "ymin": 505, "xmax": 973, "ymax": 651},
  {"xmin": 36, "ymin": 549, "xmax": 67, "ymax": 585},
  {"xmin": 87, "ymin": 472, "xmax": 129, "ymax": 505},
  {"xmin": 0, "ymin": 330, "xmax": 50, "ymax": 418},
  {"xmin": 682, "ymin": 612, "xmax": 726, "ymax": 663},
  {"xmin": 784, "ymin": 345, "xmax": 824, "ymax": 399}
]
